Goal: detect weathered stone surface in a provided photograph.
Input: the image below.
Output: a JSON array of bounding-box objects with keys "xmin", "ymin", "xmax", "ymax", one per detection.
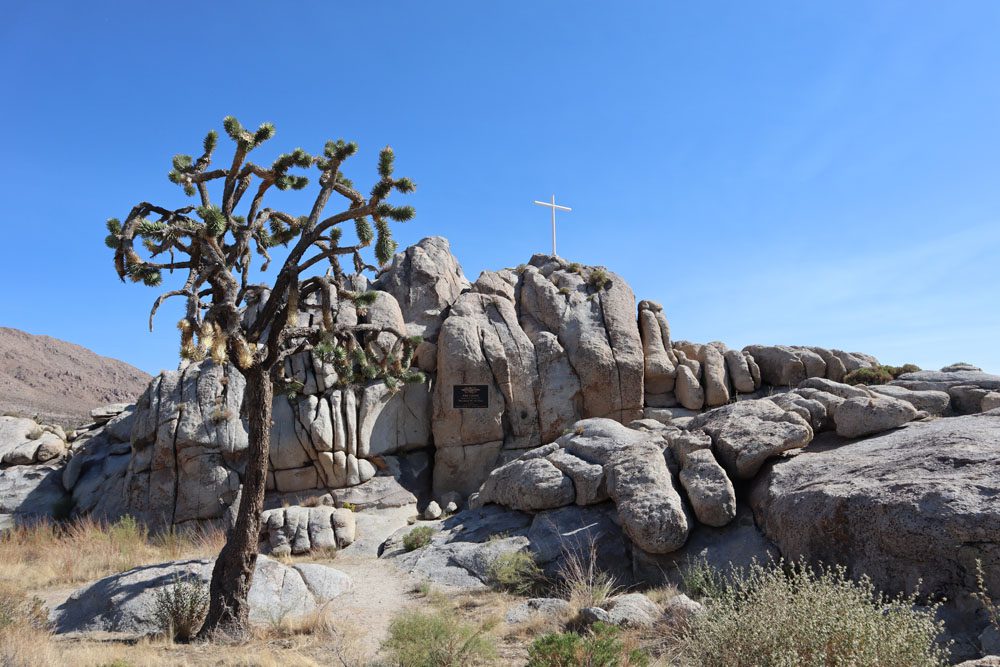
[
  {"xmin": 700, "ymin": 344, "xmax": 730, "ymax": 408},
  {"xmin": 638, "ymin": 301, "xmax": 676, "ymax": 395},
  {"xmin": 374, "ymin": 236, "xmax": 470, "ymax": 341},
  {"xmin": 0, "ymin": 463, "xmax": 64, "ymax": 525},
  {"xmin": 53, "ymin": 556, "xmax": 351, "ymax": 634},
  {"xmin": 744, "ymin": 345, "xmax": 807, "ymax": 387},
  {"xmin": 768, "ymin": 393, "xmax": 828, "ymax": 432},
  {"xmin": 751, "ymin": 413, "xmax": 1000, "ymax": 604},
  {"xmin": 868, "ymin": 384, "xmax": 951, "ymax": 415},
  {"xmin": 675, "ymin": 365, "xmax": 704, "ymax": 411},
  {"xmin": 725, "ymin": 349, "xmax": 756, "ymax": 394},
  {"xmin": 0, "ymin": 416, "xmax": 69, "ymax": 466},
  {"xmin": 478, "ymin": 457, "xmax": 575, "ymax": 511},
  {"xmin": 798, "ymin": 377, "xmax": 870, "ymax": 399},
  {"xmin": 432, "ymin": 287, "xmax": 541, "ymax": 494},
  {"xmin": 519, "ymin": 261, "xmax": 644, "ymax": 423},
  {"xmin": 260, "ymin": 505, "xmax": 356, "ymax": 556},
  {"xmin": 833, "ymin": 395, "xmax": 918, "ymax": 438},
  {"xmin": 604, "ymin": 593, "xmax": 661, "ymax": 628},
  {"xmin": 358, "ymin": 381, "xmax": 432, "ymax": 456},
  {"xmin": 423, "ymin": 500, "xmax": 442, "ymax": 520},
  {"xmin": 633, "ymin": 507, "xmax": 779, "ymax": 586},
  {"xmin": 505, "ymin": 598, "xmax": 572, "ymax": 624},
  {"xmin": 687, "ymin": 400, "xmax": 813, "ymax": 479},
  {"xmin": 476, "ymin": 419, "xmax": 689, "ymax": 553},
  {"xmin": 126, "ymin": 361, "xmax": 246, "ymax": 526},
  {"xmin": 983, "ymin": 392, "xmax": 1000, "ymax": 412},
  {"xmin": 678, "ymin": 448, "xmax": 736, "ymax": 527},
  {"xmin": 532, "ymin": 331, "xmax": 582, "ymax": 443},
  {"xmin": 891, "ymin": 370, "xmax": 1000, "ymax": 392},
  {"xmin": 950, "ymin": 385, "xmax": 993, "ymax": 415}
]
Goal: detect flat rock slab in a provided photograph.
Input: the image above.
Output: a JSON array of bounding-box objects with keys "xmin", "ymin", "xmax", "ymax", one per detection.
[
  {"xmin": 751, "ymin": 412, "xmax": 1000, "ymax": 603},
  {"xmin": 53, "ymin": 556, "xmax": 351, "ymax": 635}
]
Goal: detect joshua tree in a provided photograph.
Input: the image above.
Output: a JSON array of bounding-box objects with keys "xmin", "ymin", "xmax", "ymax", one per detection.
[{"xmin": 106, "ymin": 117, "xmax": 419, "ymax": 639}]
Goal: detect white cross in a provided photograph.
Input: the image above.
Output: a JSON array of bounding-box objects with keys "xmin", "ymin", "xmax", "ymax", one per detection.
[{"xmin": 533, "ymin": 195, "xmax": 572, "ymax": 257}]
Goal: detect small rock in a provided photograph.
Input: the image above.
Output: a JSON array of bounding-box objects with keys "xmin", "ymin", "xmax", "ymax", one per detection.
[
  {"xmin": 662, "ymin": 593, "xmax": 704, "ymax": 626},
  {"xmin": 423, "ymin": 501, "xmax": 443, "ymax": 520},
  {"xmin": 578, "ymin": 606, "xmax": 612, "ymax": 626},
  {"xmin": 605, "ymin": 592, "xmax": 661, "ymax": 628},
  {"xmin": 444, "ymin": 501, "xmax": 459, "ymax": 514},
  {"xmin": 505, "ymin": 597, "xmax": 572, "ymax": 624},
  {"xmin": 982, "ymin": 392, "xmax": 1000, "ymax": 413}
]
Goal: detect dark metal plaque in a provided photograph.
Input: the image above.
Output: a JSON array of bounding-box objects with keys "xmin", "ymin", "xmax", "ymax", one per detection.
[{"xmin": 453, "ymin": 384, "xmax": 489, "ymax": 409}]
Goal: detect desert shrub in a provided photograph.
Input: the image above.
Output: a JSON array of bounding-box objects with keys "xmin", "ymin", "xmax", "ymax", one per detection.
[
  {"xmin": 486, "ymin": 550, "xmax": 546, "ymax": 596},
  {"xmin": 844, "ymin": 363, "xmax": 922, "ymax": 386},
  {"xmin": 557, "ymin": 542, "xmax": 619, "ymax": 609},
  {"xmin": 678, "ymin": 556, "xmax": 726, "ymax": 600},
  {"xmin": 152, "ymin": 575, "xmax": 209, "ymax": 641},
  {"xmin": 587, "ymin": 268, "xmax": 612, "ymax": 291},
  {"xmin": 677, "ymin": 559, "xmax": 949, "ymax": 667},
  {"xmin": 527, "ymin": 622, "xmax": 648, "ymax": 667},
  {"xmin": 382, "ymin": 608, "xmax": 497, "ymax": 666},
  {"xmin": 403, "ymin": 525, "xmax": 435, "ymax": 552},
  {"xmin": 0, "ymin": 583, "xmax": 48, "ymax": 631},
  {"xmin": 973, "ymin": 559, "xmax": 1000, "ymax": 634}
]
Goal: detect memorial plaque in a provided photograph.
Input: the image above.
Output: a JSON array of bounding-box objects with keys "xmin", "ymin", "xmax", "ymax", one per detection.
[{"xmin": 453, "ymin": 384, "xmax": 489, "ymax": 409}]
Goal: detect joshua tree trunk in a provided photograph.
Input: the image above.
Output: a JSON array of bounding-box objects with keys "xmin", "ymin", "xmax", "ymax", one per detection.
[{"xmin": 199, "ymin": 363, "xmax": 272, "ymax": 640}]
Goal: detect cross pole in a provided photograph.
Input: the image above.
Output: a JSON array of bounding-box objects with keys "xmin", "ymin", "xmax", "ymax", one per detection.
[{"xmin": 533, "ymin": 195, "xmax": 572, "ymax": 257}]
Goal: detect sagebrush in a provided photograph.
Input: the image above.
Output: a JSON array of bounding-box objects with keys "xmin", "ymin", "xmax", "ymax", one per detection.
[
  {"xmin": 676, "ymin": 559, "xmax": 949, "ymax": 667},
  {"xmin": 382, "ymin": 608, "xmax": 496, "ymax": 666},
  {"xmin": 527, "ymin": 622, "xmax": 648, "ymax": 667},
  {"xmin": 486, "ymin": 551, "xmax": 546, "ymax": 596},
  {"xmin": 403, "ymin": 526, "xmax": 435, "ymax": 552},
  {"xmin": 152, "ymin": 575, "xmax": 210, "ymax": 641}
]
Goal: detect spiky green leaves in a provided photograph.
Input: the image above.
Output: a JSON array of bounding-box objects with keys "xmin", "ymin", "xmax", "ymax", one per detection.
[
  {"xmin": 325, "ymin": 139, "xmax": 358, "ymax": 162},
  {"xmin": 124, "ymin": 262, "xmax": 162, "ymax": 287},
  {"xmin": 203, "ymin": 130, "xmax": 218, "ymax": 155},
  {"xmin": 275, "ymin": 174, "xmax": 309, "ymax": 191},
  {"xmin": 355, "ymin": 217, "xmax": 374, "ymax": 245},
  {"xmin": 103, "ymin": 218, "xmax": 122, "ymax": 249},
  {"xmin": 197, "ymin": 205, "xmax": 227, "ymax": 237},
  {"xmin": 222, "ymin": 116, "xmax": 275, "ymax": 149},
  {"xmin": 378, "ymin": 146, "xmax": 395, "ymax": 178},
  {"xmin": 394, "ymin": 177, "xmax": 416, "ymax": 194},
  {"xmin": 375, "ymin": 219, "xmax": 397, "ymax": 265},
  {"xmin": 375, "ymin": 203, "xmax": 415, "ymax": 222},
  {"xmin": 350, "ymin": 291, "xmax": 379, "ymax": 307}
]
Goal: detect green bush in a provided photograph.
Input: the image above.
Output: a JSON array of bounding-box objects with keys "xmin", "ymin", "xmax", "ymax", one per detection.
[
  {"xmin": 486, "ymin": 550, "xmax": 546, "ymax": 596},
  {"xmin": 677, "ymin": 559, "xmax": 949, "ymax": 667},
  {"xmin": 152, "ymin": 575, "xmax": 209, "ymax": 641},
  {"xmin": 527, "ymin": 622, "xmax": 648, "ymax": 667},
  {"xmin": 678, "ymin": 556, "xmax": 726, "ymax": 600},
  {"xmin": 382, "ymin": 609, "xmax": 496, "ymax": 666},
  {"xmin": 587, "ymin": 268, "xmax": 612, "ymax": 291},
  {"xmin": 844, "ymin": 363, "xmax": 922, "ymax": 386},
  {"xmin": 403, "ymin": 525, "xmax": 435, "ymax": 552}
]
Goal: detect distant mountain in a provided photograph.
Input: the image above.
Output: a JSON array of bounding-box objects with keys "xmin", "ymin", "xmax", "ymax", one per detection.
[{"xmin": 0, "ymin": 327, "xmax": 151, "ymax": 426}]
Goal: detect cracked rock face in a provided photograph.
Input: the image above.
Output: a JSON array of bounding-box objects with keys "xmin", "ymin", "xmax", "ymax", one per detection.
[
  {"xmin": 374, "ymin": 236, "xmax": 470, "ymax": 341},
  {"xmin": 476, "ymin": 418, "xmax": 690, "ymax": 554},
  {"xmin": 127, "ymin": 359, "xmax": 432, "ymax": 527},
  {"xmin": 751, "ymin": 412, "xmax": 1000, "ymax": 604},
  {"xmin": 687, "ymin": 399, "xmax": 814, "ymax": 480},
  {"xmin": 431, "ymin": 257, "xmax": 645, "ymax": 496}
]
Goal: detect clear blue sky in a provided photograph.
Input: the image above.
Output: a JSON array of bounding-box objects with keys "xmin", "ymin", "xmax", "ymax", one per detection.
[{"xmin": 2, "ymin": 2, "xmax": 999, "ymax": 375}]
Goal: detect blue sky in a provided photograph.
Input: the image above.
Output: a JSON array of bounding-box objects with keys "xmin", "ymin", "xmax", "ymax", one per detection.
[{"xmin": 2, "ymin": 1, "xmax": 999, "ymax": 375}]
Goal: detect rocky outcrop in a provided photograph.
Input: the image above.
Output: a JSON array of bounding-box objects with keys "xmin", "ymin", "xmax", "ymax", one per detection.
[
  {"xmin": 687, "ymin": 400, "xmax": 813, "ymax": 479},
  {"xmin": 833, "ymin": 394, "xmax": 919, "ymax": 438},
  {"xmin": 374, "ymin": 236, "xmax": 470, "ymax": 341},
  {"xmin": 751, "ymin": 412, "xmax": 1000, "ymax": 605},
  {"xmin": 53, "ymin": 556, "xmax": 352, "ymax": 634},
  {"xmin": 126, "ymin": 359, "xmax": 432, "ymax": 527},
  {"xmin": 475, "ymin": 418, "xmax": 689, "ymax": 553},
  {"xmin": 260, "ymin": 505, "xmax": 356, "ymax": 555},
  {"xmin": 0, "ymin": 416, "xmax": 68, "ymax": 466},
  {"xmin": 744, "ymin": 345, "xmax": 877, "ymax": 387}
]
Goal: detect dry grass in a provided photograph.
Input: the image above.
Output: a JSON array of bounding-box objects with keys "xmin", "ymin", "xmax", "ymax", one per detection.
[
  {"xmin": 0, "ymin": 516, "xmax": 225, "ymax": 591},
  {"xmin": 556, "ymin": 541, "xmax": 621, "ymax": 611}
]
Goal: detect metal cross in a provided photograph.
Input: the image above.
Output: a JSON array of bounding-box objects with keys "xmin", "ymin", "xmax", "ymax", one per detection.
[{"xmin": 533, "ymin": 195, "xmax": 572, "ymax": 257}]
